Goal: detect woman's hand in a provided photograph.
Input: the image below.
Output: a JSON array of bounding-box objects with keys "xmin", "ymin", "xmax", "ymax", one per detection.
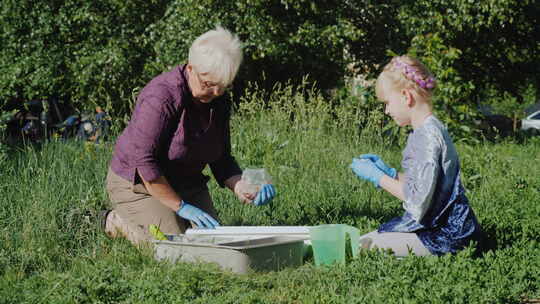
[
  {"xmin": 176, "ymin": 201, "xmax": 220, "ymax": 229},
  {"xmin": 225, "ymin": 175, "xmax": 276, "ymax": 205},
  {"xmin": 253, "ymin": 184, "xmax": 276, "ymax": 206},
  {"xmin": 233, "ymin": 179, "xmax": 257, "ymax": 204}
]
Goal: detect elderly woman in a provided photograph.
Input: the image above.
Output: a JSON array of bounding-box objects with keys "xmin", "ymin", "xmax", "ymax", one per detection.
[{"xmin": 103, "ymin": 27, "xmax": 276, "ymax": 244}]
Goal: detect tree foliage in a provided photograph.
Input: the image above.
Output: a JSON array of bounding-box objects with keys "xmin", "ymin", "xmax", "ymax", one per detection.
[
  {"xmin": 148, "ymin": 0, "xmax": 399, "ymax": 95},
  {"xmin": 398, "ymin": 0, "xmax": 539, "ymax": 137},
  {"xmin": 0, "ymin": 0, "xmax": 169, "ymax": 115},
  {"xmin": 0, "ymin": 0, "xmax": 538, "ymax": 138}
]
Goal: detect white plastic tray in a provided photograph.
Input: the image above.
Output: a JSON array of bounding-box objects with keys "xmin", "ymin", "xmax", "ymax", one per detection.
[{"xmin": 185, "ymin": 226, "xmax": 312, "ymax": 244}]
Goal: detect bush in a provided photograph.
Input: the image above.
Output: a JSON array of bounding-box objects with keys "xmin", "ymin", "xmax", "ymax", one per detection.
[
  {"xmin": 0, "ymin": 0, "xmax": 537, "ymax": 139},
  {"xmin": 0, "ymin": 0, "xmax": 399, "ymax": 118},
  {"xmin": 148, "ymin": 0, "xmax": 399, "ymax": 96},
  {"xmin": 405, "ymin": 33, "xmax": 482, "ymax": 140},
  {"xmin": 397, "ymin": 0, "xmax": 540, "ymax": 138},
  {"xmin": 0, "ymin": 111, "xmax": 16, "ymax": 163},
  {"xmin": 0, "ymin": 0, "xmax": 169, "ymax": 117}
]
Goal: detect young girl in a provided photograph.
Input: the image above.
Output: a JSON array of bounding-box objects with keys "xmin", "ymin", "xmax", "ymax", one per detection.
[{"xmin": 350, "ymin": 55, "xmax": 483, "ymax": 256}]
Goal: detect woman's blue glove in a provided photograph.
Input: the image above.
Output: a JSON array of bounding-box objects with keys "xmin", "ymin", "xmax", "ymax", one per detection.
[
  {"xmin": 176, "ymin": 201, "xmax": 220, "ymax": 229},
  {"xmin": 359, "ymin": 154, "xmax": 397, "ymax": 179},
  {"xmin": 350, "ymin": 158, "xmax": 385, "ymax": 187},
  {"xmin": 253, "ymin": 184, "xmax": 276, "ymax": 206}
]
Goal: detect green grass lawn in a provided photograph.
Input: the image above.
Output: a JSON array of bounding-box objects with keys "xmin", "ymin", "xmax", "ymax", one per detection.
[{"xmin": 1, "ymin": 89, "xmax": 539, "ymax": 303}]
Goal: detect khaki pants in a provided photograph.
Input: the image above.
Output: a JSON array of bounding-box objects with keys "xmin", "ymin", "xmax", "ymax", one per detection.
[
  {"xmin": 359, "ymin": 230, "xmax": 432, "ymax": 257},
  {"xmin": 105, "ymin": 168, "xmax": 218, "ymax": 245}
]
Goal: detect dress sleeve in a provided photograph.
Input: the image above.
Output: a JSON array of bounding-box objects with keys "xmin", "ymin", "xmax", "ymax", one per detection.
[
  {"xmin": 209, "ymin": 101, "xmax": 242, "ymax": 187},
  {"xmin": 129, "ymin": 91, "xmax": 177, "ymax": 182},
  {"xmin": 401, "ymin": 132, "xmax": 442, "ymax": 222}
]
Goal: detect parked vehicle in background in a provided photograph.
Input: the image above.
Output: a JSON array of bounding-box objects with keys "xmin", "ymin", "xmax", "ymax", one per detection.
[{"xmin": 521, "ymin": 110, "xmax": 540, "ymax": 133}]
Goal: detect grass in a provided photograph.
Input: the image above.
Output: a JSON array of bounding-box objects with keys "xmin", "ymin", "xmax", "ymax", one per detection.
[{"xmin": 1, "ymin": 86, "xmax": 539, "ymax": 303}]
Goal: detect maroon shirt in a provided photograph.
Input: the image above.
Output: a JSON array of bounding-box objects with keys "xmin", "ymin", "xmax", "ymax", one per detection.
[{"xmin": 110, "ymin": 65, "xmax": 241, "ymax": 189}]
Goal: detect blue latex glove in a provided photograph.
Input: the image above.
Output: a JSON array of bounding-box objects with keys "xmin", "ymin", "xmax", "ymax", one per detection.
[
  {"xmin": 176, "ymin": 201, "xmax": 220, "ymax": 229},
  {"xmin": 350, "ymin": 158, "xmax": 385, "ymax": 187},
  {"xmin": 253, "ymin": 184, "xmax": 276, "ymax": 206},
  {"xmin": 359, "ymin": 154, "xmax": 397, "ymax": 179}
]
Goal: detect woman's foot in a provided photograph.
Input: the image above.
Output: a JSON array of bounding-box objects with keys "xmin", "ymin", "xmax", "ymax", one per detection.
[{"xmin": 101, "ymin": 209, "xmax": 152, "ymax": 244}]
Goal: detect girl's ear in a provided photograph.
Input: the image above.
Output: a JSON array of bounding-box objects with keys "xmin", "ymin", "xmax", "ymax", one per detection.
[{"xmin": 401, "ymin": 89, "xmax": 414, "ymax": 107}]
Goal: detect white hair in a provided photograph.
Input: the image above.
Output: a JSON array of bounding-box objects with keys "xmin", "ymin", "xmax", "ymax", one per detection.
[{"xmin": 188, "ymin": 26, "xmax": 243, "ymax": 86}]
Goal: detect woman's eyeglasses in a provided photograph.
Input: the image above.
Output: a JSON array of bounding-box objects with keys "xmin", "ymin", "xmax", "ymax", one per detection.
[{"xmin": 196, "ymin": 72, "xmax": 231, "ymax": 93}]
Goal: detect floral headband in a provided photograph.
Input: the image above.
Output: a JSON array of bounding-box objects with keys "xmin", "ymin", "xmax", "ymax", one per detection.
[{"xmin": 393, "ymin": 58, "xmax": 436, "ymax": 90}]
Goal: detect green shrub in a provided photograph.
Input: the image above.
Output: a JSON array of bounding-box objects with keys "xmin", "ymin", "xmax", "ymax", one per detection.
[
  {"xmin": 0, "ymin": 0, "xmax": 169, "ymax": 116},
  {"xmin": 148, "ymin": 0, "xmax": 399, "ymax": 95},
  {"xmin": 1, "ymin": 0, "xmax": 537, "ymax": 139},
  {"xmin": 405, "ymin": 33, "xmax": 482, "ymax": 140},
  {"xmin": 398, "ymin": 0, "xmax": 539, "ymax": 138},
  {"xmin": 0, "ymin": 111, "xmax": 16, "ymax": 163},
  {"xmin": 0, "ymin": 0, "xmax": 399, "ymax": 118}
]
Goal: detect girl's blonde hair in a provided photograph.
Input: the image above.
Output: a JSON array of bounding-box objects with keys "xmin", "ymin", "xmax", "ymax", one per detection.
[{"xmin": 375, "ymin": 55, "xmax": 436, "ymax": 101}]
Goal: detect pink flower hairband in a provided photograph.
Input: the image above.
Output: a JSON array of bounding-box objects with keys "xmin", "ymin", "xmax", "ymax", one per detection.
[{"xmin": 393, "ymin": 58, "xmax": 436, "ymax": 90}]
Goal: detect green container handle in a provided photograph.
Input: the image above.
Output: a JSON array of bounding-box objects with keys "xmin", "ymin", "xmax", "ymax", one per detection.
[{"xmin": 344, "ymin": 225, "xmax": 360, "ymax": 258}]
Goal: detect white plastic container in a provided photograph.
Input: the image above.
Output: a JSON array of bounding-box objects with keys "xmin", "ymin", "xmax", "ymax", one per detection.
[
  {"xmin": 185, "ymin": 226, "xmax": 311, "ymax": 243},
  {"xmin": 153, "ymin": 235, "xmax": 305, "ymax": 274}
]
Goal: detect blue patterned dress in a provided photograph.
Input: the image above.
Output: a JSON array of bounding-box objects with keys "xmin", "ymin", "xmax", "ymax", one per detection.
[{"xmin": 378, "ymin": 116, "xmax": 483, "ymax": 255}]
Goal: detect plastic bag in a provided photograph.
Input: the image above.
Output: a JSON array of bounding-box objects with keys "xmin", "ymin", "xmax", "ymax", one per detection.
[{"xmin": 241, "ymin": 168, "xmax": 272, "ymax": 195}]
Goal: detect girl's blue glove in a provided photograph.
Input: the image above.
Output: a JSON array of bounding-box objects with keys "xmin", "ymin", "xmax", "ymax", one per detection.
[
  {"xmin": 350, "ymin": 158, "xmax": 385, "ymax": 187},
  {"xmin": 176, "ymin": 201, "xmax": 220, "ymax": 229},
  {"xmin": 253, "ymin": 184, "xmax": 276, "ymax": 206},
  {"xmin": 359, "ymin": 154, "xmax": 397, "ymax": 179}
]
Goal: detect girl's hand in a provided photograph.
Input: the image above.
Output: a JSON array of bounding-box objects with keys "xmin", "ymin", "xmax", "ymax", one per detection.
[
  {"xmin": 350, "ymin": 158, "xmax": 385, "ymax": 187},
  {"xmin": 359, "ymin": 154, "xmax": 397, "ymax": 178}
]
